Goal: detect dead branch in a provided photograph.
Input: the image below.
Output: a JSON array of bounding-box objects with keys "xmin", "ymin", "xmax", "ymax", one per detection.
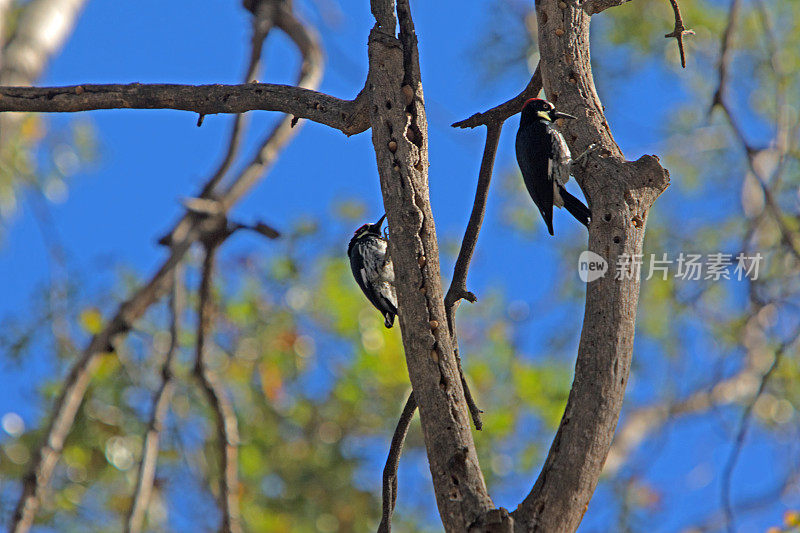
[
  {"xmin": 451, "ymin": 65, "xmax": 541, "ymax": 129},
  {"xmin": 0, "ymin": 82, "xmax": 369, "ymax": 136}
]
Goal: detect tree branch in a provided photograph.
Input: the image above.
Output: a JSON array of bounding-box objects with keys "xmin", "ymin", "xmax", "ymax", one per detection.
[
  {"xmin": 0, "ymin": 82, "xmax": 369, "ymax": 136},
  {"xmin": 194, "ymin": 234, "xmax": 242, "ymax": 533},
  {"xmin": 511, "ymin": 0, "xmax": 669, "ymax": 530},
  {"xmin": 664, "ymin": 0, "xmax": 694, "ymax": 68},
  {"xmin": 378, "ymin": 393, "xmax": 417, "ymax": 533},
  {"xmin": 451, "ymin": 65, "xmax": 541, "ymax": 129},
  {"xmin": 9, "ymin": 2, "xmax": 322, "ymax": 530},
  {"xmin": 125, "ymin": 265, "xmax": 184, "ymax": 533}
]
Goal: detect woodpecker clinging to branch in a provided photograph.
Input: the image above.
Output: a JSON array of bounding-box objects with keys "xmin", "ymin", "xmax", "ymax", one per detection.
[
  {"xmin": 515, "ymin": 98, "xmax": 592, "ymax": 235},
  {"xmin": 348, "ymin": 214, "xmax": 398, "ymax": 328}
]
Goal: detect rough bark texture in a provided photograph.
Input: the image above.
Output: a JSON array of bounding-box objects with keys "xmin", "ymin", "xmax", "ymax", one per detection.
[
  {"xmin": 0, "ymin": 83, "xmax": 369, "ymax": 135},
  {"xmin": 510, "ymin": 1, "xmax": 669, "ymax": 531},
  {"xmin": 366, "ymin": 1, "xmax": 494, "ymax": 530}
]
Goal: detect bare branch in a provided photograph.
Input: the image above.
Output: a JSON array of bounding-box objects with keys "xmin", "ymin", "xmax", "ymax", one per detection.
[
  {"xmin": 451, "ymin": 65, "xmax": 541, "ymax": 129},
  {"xmin": 125, "ymin": 265, "xmax": 184, "ymax": 533},
  {"xmin": 194, "ymin": 237, "xmax": 242, "ymax": 533},
  {"xmin": 378, "ymin": 393, "xmax": 417, "ymax": 533},
  {"xmin": 664, "ymin": 0, "xmax": 694, "ymax": 68},
  {"xmin": 9, "ymin": 2, "xmax": 323, "ymax": 529},
  {"xmin": 0, "ymin": 82, "xmax": 369, "ymax": 136}
]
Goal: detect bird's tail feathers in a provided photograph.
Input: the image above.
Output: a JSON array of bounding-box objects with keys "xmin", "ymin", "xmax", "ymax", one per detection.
[{"xmin": 558, "ymin": 186, "xmax": 591, "ymax": 228}]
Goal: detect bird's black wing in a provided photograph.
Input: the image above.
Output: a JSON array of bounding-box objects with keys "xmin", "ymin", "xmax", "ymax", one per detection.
[
  {"xmin": 516, "ymin": 124, "xmax": 555, "ymax": 235},
  {"xmin": 348, "ymin": 237, "xmax": 398, "ymax": 327}
]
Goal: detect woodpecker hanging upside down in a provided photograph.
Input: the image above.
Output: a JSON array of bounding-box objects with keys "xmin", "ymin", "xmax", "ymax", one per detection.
[
  {"xmin": 348, "ymin": 214, "xmax": 398, "ymax": 328},
  {"xmin": 515, "ymin": 97, "xmax": 592, "ymax": 235}
]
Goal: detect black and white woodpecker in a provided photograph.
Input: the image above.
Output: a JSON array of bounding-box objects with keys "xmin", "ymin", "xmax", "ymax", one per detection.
[
  {"xmin": 348, "ymin": 214, "xmax": 398, "ymax": 328},
  {"xmin": 515, "ymin": 97, "xmax": 592, "ymax": 235}
]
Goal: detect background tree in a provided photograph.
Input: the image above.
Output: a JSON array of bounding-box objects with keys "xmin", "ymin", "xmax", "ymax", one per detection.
[{"xmin": 0, "ymin": 0, "xmax": 798, "ymax": 532}]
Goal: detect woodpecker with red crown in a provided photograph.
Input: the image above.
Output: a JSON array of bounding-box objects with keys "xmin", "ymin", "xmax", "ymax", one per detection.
[
  {"xmin": 516, "ymin": 97, "xmax": 591, "ymax": 235},
  {"xmin": 348, "ymin": 214, "xmax": 398, "ymax": 328}
]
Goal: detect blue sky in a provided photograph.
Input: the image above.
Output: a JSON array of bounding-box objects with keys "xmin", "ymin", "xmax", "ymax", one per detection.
[{"xmin": 0, "ymin": 1, "xmax": 795, "ymax": 531}]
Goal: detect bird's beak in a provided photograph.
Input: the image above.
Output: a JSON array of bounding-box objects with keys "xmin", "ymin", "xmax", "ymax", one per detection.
[
  {"xmin": 373, "ymin": 213, "xmax": 387, "ymax": 229},
  {"xmin": 552, "ymin": 110, "xmax": 577, "ymax": 120}
]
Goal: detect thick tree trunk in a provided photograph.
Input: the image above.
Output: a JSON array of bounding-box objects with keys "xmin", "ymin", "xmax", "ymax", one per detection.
[{"xmin": 366, "ymin": 1, "xmax": 495, "ymax": 531}]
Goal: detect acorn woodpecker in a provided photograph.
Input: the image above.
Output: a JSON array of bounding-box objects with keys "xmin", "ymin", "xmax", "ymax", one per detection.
[
  {"xmin": 516, "ymin": 97, "xmax": 591, "ymax": 235},
  {"xmin": 348, "ymin": 214, "xmax": 398, "ymax": 328}
]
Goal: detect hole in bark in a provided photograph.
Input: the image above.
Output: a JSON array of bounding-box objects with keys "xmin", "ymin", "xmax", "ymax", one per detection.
[
  {"xmin": 603, "ymin": 213, "xmax": 612, "ymax": 222},
  {"xmin": 613, "ymin": 236, "xmax": 620, "ymax": 244},
  {"xmin": 385, "ymin": 100, "xmax": 392, "ymax": 109},
  {"xmin": 451, "ymin": 475, "xmax": 460, "ymax": 486},
  {"xmin": 541, "ymin": 12, "xmax": 548, "ymax": 24}
]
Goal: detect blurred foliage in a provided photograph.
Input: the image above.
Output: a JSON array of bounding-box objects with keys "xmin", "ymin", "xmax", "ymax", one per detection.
[
  {"xmin": 0, "ymin": 115, "xmax": 97, "ymax": 238},
  {"xmin": 1, "ymin": 0, "xmax": 800, "ymax": 531},
  {"xmin": 0, "ymin": 216, "xmax": 572, "ymax": 531}
]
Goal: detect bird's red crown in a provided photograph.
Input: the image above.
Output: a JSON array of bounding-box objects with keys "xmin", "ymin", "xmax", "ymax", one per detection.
[{"xmin": 522, "ymin": 98, "xmax": 553, "ymax": 110}]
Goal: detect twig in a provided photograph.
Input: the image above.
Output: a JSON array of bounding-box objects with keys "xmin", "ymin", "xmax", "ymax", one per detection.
[
  {"xmin": 720, "ymin": 331, "xmax": 800, "ymax": 533},
  {"xmin": 194, "ymin": 236, "xmax": 242, "ymax": 533},
  {"xmin": 125, "ymin": 265, "xmax": 184, "ymax": 533},
  {"xmin": 664, "ymin": 0, "xmax": 694, "ymax": 68},
  {"xmin": 377, "ymin": 393, "xmax": 417, "ymax": 533},
  {"xmin": 583, "ymin": 0, "xmax": 634, "ymax": 15},
  {"xmin": 452, "ymin": 64, "xmax": 541, "ymax": 129},
  {"xmin": 9, "ymin": 2, "xmax": 324, "ymax": 530},
  {"xmin": 444, "ymin": 70, "xmax": 544, "ymax": 430}
]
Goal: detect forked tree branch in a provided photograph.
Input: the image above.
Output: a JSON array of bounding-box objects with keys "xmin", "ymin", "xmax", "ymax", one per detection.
[
  {"xmin": 510, "ymin": 0, "xmax": 669, "ymax": 530},
  {"xmin": 664, "ymin": 0, "xmax": 694, "ymax": 68},
  {"xmin": 124, "ymin": 10, "xmax": 276, "ymax": 527},
  {"xmin": 9, "ymin": 2, "xmax": 322, "ymax": 530}
]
